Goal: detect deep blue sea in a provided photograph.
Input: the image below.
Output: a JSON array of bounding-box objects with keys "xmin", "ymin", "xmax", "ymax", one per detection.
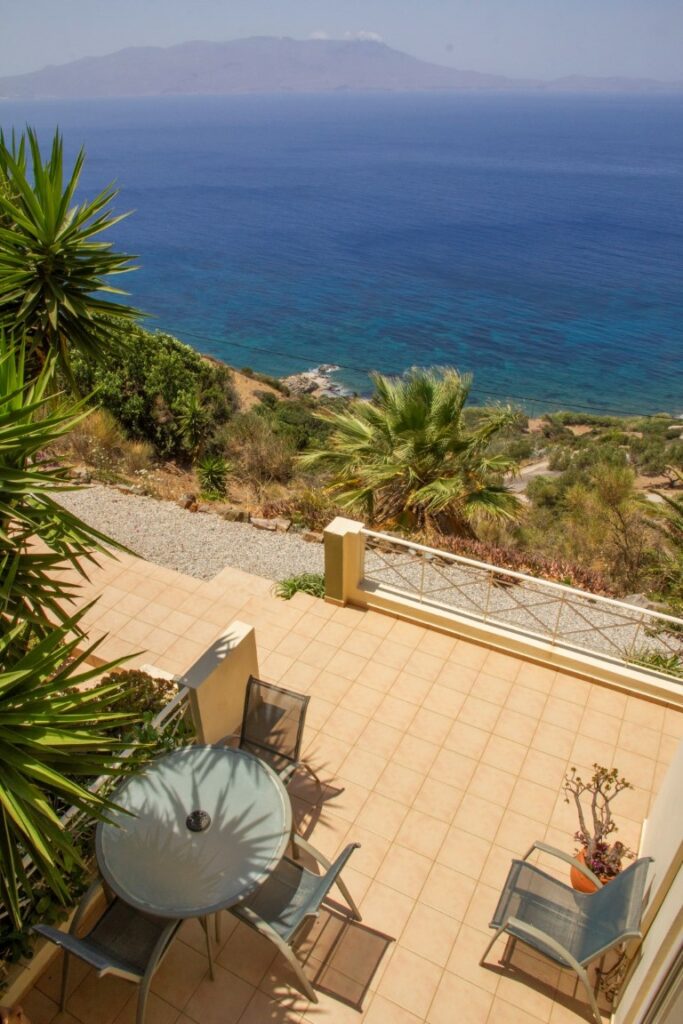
[{"xmin": 2, "ymin": 93, "xmax": 682, "ymax": 414}]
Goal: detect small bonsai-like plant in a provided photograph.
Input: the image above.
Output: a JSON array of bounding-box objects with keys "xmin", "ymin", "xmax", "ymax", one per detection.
[{"xmin": 563, "ymin": 763, "xmax": 635, "ymax": 879}]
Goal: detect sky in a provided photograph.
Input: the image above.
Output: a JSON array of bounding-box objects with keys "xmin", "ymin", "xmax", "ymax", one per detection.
[{"xmin": 1, "ymin": 0, "xmax": 682, "ymax": 81}]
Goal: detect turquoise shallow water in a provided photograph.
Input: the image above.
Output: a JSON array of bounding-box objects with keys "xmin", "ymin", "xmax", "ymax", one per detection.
[{"xmin": 2, "ymin": 92, "xmax": 682, "ymax": 414}]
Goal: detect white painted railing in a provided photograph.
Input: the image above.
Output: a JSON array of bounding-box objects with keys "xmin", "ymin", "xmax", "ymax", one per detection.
[{"xmin": 361, "ymin": 529, "xmax": 683, "ymax": 678}]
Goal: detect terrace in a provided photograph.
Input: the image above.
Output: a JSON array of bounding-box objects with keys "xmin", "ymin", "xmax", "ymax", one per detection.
[{"xmin": 13, "ymin": 522, "xmax": 683, "ymax": 1024}]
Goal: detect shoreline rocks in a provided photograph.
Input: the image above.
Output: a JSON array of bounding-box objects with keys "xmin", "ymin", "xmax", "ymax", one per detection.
[{"xmin": 280, "ymin": 364, "xmax": 350, "ymax": 398}]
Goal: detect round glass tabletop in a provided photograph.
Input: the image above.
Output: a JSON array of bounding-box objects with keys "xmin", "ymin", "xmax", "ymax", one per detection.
[{"xmin": 96, "ymin": 746, "xmax": 292, "ymax": 918}]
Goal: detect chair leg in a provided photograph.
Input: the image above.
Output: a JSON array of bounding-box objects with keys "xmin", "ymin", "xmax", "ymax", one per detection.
[
  {"xmin": 60, "ymin": 950, "xmax": 71, "ymax": 1012},
  {"xmin": 200, "ymin": 916, "xmax": 215, "ymax": 981},
  {"xmin": 303, "ymin": 761, "xmax": 321, "ymax": 786},
  {"xmin": 215, "ymin": 911, "xmax": 222, "ymax": 945},
  {"xmin": 279, "ymin": 942, "xmax": 318, "ymax": 1003},
  {"xmin": 479, "ymin": 923, "xmax": 508, "ymax": 966},
  {"xmin": 576, "ymin": 964, "xmax": 603, "ymax": 1024},
  {"xmin": 136, "ymin": 975, "xmax": 153, "ymax": 1024}
]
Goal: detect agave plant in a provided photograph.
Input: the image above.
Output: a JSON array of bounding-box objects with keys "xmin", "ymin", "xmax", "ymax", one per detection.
[
  {"xmin": 300, "ymin": 367, "xmax": 522, "ymax": 534},
  {"xmin": 0, "ymin": 336, "xmax": 121, "ymax": 638},
  {"xmin": 0, "ymin": 615, "xmax": 142, "ymax": 927},
  {"xmin": 0, "ymin": 127, "xmax": 138, "ymax": 379}
]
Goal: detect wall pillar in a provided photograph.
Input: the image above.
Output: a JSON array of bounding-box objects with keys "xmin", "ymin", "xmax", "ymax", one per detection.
[
  {"xmin": 323, "ymin": 517, "xmax": 366, "ymax": 606},
  {"xmin": 179, "ymin": 620, "xmax": 259, "ymax": 744}
]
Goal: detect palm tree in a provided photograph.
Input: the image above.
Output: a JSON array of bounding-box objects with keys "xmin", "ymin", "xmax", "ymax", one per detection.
[
  {"xmin": 0, "ymin": 614, "xmax": 141, "ymax": 927},
  {"xmin": 0, "ymin": 336, "xmax": 120, "ymax": 638},
  {"xmin": 0, "ymin": 128, "xmax": 138, "ymax": 379},
  {"xmin": 300, "ymin": 367, "xmax": 523, "ymax": 534}
]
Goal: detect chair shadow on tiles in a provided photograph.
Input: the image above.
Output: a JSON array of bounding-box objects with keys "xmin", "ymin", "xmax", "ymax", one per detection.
[
  {"xmin": 482, "ymin": 938, "xmax": 615, "ymax": 1023},
  {"xmin": 294, "ymin": 906, "xmax": 394, "ymax": 1010}
]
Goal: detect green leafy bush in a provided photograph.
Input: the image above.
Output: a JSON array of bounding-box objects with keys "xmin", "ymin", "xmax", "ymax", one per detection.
[
  {"xmin": 275, "ymin": 573, "xmax": 326, "ymax": 600},
  {"xmin": 197, "ymin": 454, "xmax": 230, "ymax": 497},
  {"xmin": 72, "ymin": 320, "xmax": 237, "ymax": 458}
]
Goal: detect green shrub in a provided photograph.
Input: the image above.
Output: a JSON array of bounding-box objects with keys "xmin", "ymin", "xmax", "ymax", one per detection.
[
  {"xmin": 197, "ymin": 454, "xmax": 230, "ymax": 497},
  {"xmin": 72, "ymin": 319, "xmax": 237, "ymax": 458},
  {"xmin": 275, "ymin": 573, "xmax": 326, "ymax": 600}
]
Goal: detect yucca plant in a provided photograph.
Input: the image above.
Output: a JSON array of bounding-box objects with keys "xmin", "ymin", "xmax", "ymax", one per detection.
[
  {"xmin": 0, "ymin": 336, "xmax": 122, "ymax": 638},
  {"xmin": 0, "ymin": 128, "xmax": 138, "ymax": 380},
  {"xmin": 299, "ymin": 367, "xmax": 522, "ymax": 535},
  {"xmin": 0, "ymin": 614, "xmax": 143, "ymax": 927}
]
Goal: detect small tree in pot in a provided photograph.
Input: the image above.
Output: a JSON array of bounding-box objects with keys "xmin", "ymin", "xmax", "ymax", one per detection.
[{"xmin": 564, "ymin": 764, "xmax": 635, "ymax": 889}]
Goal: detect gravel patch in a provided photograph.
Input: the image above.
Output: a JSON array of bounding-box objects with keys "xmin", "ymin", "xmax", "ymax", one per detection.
[{"xmin": 57, "ymin": 485, "xmax": 323, "ymax": 582}]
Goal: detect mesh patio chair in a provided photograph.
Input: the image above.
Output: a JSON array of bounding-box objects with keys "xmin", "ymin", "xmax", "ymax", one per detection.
[
  {"xmin": 238, "ymin": 675, "xmax": 319, "ymax": 786},
  {"xmin": 230, "ymin": 834, "xmax": 361, "ymax": 1002},
  {"xmin": 480, "ymin": 841, "xmax": 653, "ymax": 1024},
  {"xmin": 33, "ymin": 879, "xmax": 189, "ymax": 1024}
]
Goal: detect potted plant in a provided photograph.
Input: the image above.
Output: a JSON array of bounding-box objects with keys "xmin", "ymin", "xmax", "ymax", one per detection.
[{"xmin": 563, "ymin": 764, "xmax": 635, "ymax": 893}]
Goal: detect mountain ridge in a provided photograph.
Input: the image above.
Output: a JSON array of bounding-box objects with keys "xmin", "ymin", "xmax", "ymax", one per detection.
[{"xmin": 1, "ymin": 36, "xmax": 681, "ymax": 100}]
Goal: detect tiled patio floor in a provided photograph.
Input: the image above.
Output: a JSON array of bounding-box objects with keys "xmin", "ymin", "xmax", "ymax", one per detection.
[{"xmin": 24, "ymin": 549, "xmax": 683, "ymax": 1024}]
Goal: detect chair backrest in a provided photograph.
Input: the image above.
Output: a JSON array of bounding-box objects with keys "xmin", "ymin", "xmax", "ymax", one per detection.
[
  {"xmin": 240, "ymin": 676, "xmax": 309, "ymax": 766},
  {"xmin": 577, "ymin": 857, "xmax": 653, "ymax": 963},
  {"xmin": 289, "ymin": 843, "xmax": 360, "ymax": 936}
]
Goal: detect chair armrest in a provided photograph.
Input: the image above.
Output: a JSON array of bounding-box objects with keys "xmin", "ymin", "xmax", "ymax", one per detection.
[
  {"xmin": 291, "ymin": 834, "xmax": 333, "ymax": 870},
  {"xmin": 522, "ymin": 841, "xmax": 602, "ymax": 889}
]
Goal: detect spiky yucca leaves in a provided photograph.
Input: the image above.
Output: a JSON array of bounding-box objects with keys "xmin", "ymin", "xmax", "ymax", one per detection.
[
  {"xmin": 0, "ymin": 615, "xmax": 142, "ymax": 927},
  {"xmin": 0, "ymin": 128, "xmax": 138, "ymax": 378},
  {"xmin": 300, "ymin": 367, "xmax": 522, "ymax": 534},
  {"xmin": 0, "ymin": 338, "xmax": 121, "ymax": 637}
]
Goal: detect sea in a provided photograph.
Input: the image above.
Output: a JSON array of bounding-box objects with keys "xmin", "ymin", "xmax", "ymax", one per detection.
[{"xmin": 2, "ymin": 92, "xmax": 682, "ymax": 415}]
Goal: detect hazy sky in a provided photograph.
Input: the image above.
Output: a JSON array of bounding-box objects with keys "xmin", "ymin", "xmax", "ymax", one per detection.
[{"xmin": 2, "ymin": 0, "xmax": 682, "ymax": 81}]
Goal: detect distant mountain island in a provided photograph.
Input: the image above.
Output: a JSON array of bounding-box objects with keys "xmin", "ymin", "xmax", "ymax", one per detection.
[{"xmin": 1, "ymin": 37, "xmax": 681, "ymax": 100}]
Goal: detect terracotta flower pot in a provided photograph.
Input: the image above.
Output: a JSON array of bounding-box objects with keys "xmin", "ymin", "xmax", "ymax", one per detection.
[{"xmin": 570, "ymin": 848, "xmax": 612, "ymax": 893}]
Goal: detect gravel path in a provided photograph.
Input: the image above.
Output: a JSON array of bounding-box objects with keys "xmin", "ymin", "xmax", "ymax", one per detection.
[{"xmin": 57, "ymin": 485, "xmax": 323, "ymax": 582}]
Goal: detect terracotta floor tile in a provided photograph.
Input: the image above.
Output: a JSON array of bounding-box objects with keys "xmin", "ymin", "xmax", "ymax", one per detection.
[
  {"xmin": 363, "ymin": 993, "xmax": 423, "ymax": 1023},
  {"xmin": 325, "ymin": 706, "xmax": 370, "ymax": 745},
  {"xmin": 355, "ymin": 610, "xmax": 396, "ymax": 638},
  {"xmin": 494, "ymin": 709, "xmax": 537, "ymax": 746},
  {"xmin": 183, "ymin": 964, "xmax": 253, "ymax": 1024},
  {"xmin": 339, "ymin": 746, "xmax": 388, "ymax": 789},
  {"xmin": 151, "ymin": 940, "xmax": 209, "ymax": 1009},
  {"xmin": 387, "ymin": 620, "xmax": 429, "ymax": 649},
  {"xmin": 541, "ymin": 696, "xmax": 584, "ymax": 731},
  {"xmin": 473, "ymin": 673, "xmax": 513, "ymax": 706},
  {"xmin": 495, "ymin": 810, "xmax": 543, "ymax": 854},
  {"xmin": 378, "ymin": 947, "xmax": 443, "ymax": 1018},
  {"xmin": 458, "ymin": 695, "xmax": 500, "ymax": 732},
  {"xmin": 400, "ymin": 903, "xmax": 461, "ymax": 967},
  {"xmin": 390, "ymin": 671, "xmax": 434, "ymax": 706},
  {"xmin": 404, "ymin": 649, "xmax": 446, "ymax": 683},
  {"xmin": 361, "ymin": 880, "xmax": 415, "ymax": 937},
  {"xmin": 429, "ymin": 748, "xmax": 477, "ymax": 789},
  {"xmin": 624, "ymin": 695, "xmax": 665, "ymax": 731},
  {"xmin": 315, "ymin": 620, "xmax": 354, "ymax": 648},
  {"xmin": 113, "ymin": 991, "xmax": 180, "ymax": 1024},
  {"xmin": 324, "ymin": 779, "xmax": 371, "ymax": 823},
  {"xmin": 482, "ymin": 651, "xmax": 521, "ymax": 682},
  {"xmin": 586, "ymin": 685, "xmax": 628, "ymax": 719},
  {"xmin": 435, "ymin": 661, "xmax": 478, "ymax": 695},
  {"xmin": 618, "ymin": 719, "xmax": 661, "ymax": 760},
  {"xmin": 356, "ymin": 719, "xmax": 404, "ymax": 760},
  {"xmin": 308, "ymin": 672, "xmax": 353, "ymax": 705},
  {"xmin": 463, "ymin": 881, "xmax": 501, "ymax": 934},
  {"xmin": 395, "ymin": 808, "xmax": 449, "ymax": 859},
  {"xmin": 374, "ymin": 694, "xmax": 418, "ymax": 731},
  {"xmin": 452, "ymin": 794, "xmax": 505, "ymax": 842},
  {"xmin": 299, "ymin": 639, "xmax": 338, "ymax": 671},
  {"xmin": 67, "ymin": 971, "xmax": 132, "ymax": 1024},
  {"xmin": 413, "ymin": 777, "xmax": 464, "ymax": 823},
  {"xmin": 436, "ymin": 826, "xmax": 491, "ymax": 880},
  {"xmin": 374, "ymin": 638, "xmax": 419, "ymax": 671},
  {"xmin": 339, "ymin": 682, "xmax": 385, "ymax": 717},
  {"xmin": 375, "ymin": 761, "xmax": 425, "ymax": 805},
  {"xmin": 551, "ymin": 673, "xmax": 592, "ymax": 706},
  {"xmin": 376, "ymin": 843, "xmax": 433, "ymax": 898},
  {"xmin": 508, "ymin": 779, "xmax": 558, "ymax": 824},
  {"xmin": 481, "ymin": 734, "xmax": 527, "ymax": 775},
  {"xmin": 422, "ymin": 683, "xmax": 466, "ymax": 719},
  {"xmin": 341, "ymin": 628, "xmax": 384, "ymax": 658},
  {"xmin": 445, "ymin": 922, "xmax": 499, "ymax": 994},
  {"xmin": 411, "ymin": 707, "xmax": 453, "ymax": 745},
  {"xmin": 392, "ymin": 733, "xmax": 440, "ymax": 774},
  {"xmin": 356, "ymin": 792, "xmax": 408, "ymax": 840},
  {"xmin": 505, "ymin": 685, "xmax": 548, "ymax": 719},
  {"xmin": 467, "ymin": 764, "xmax": 516, "ymax": 808},
  {"xmin": 420, "ymin": 863, "xmax": 477, "ymax": 922},
  {"xmin": 427, "ymin": 970, "xmax": 494, "ymax": 1024},
  {"xmin": 417, "ymin": 630, "xmax": 458, "ymax": 660},
  {"xmin": 237, "ymin": 989, "xmax": 303, "ymax": 1023},
  {"xmin": 356, "ymin": 660, "xmax": 401, "ymax": 693},
  {"xmin": 217, "ymin": 921, "xmax": 276, "ymax": 986},
  {"xmin": 346, "ymin": 826, "xmax": 392, "ymax": 878},
  {"xmin": 450, "ymin": 641, "xmax": 489, "ymax": 671},
  {"xmin": 532, "ymin": 722, "xmax": 575, "ymax": 760}
]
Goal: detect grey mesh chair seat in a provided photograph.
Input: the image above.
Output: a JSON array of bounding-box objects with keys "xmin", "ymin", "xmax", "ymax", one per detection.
[
  {"xmin": 481, "ymin": 841, "xmax": 653, "ymax": 1024},
  {"xmin": 231, "ymin": 834, "xmax": 361, "ymax": 1002},
  {"xmin": 34, "ymin": 881, "xmax": 184, "ymax": 1024},
  {"xmin": 238, "ymin": 676, "xmax": 319, "ymax": 785}
]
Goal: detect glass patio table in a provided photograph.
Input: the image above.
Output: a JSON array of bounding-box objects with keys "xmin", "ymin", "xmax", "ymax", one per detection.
[{"xmin": 96, "ymin": 745, "xmax": 292, "ymax": 918}]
